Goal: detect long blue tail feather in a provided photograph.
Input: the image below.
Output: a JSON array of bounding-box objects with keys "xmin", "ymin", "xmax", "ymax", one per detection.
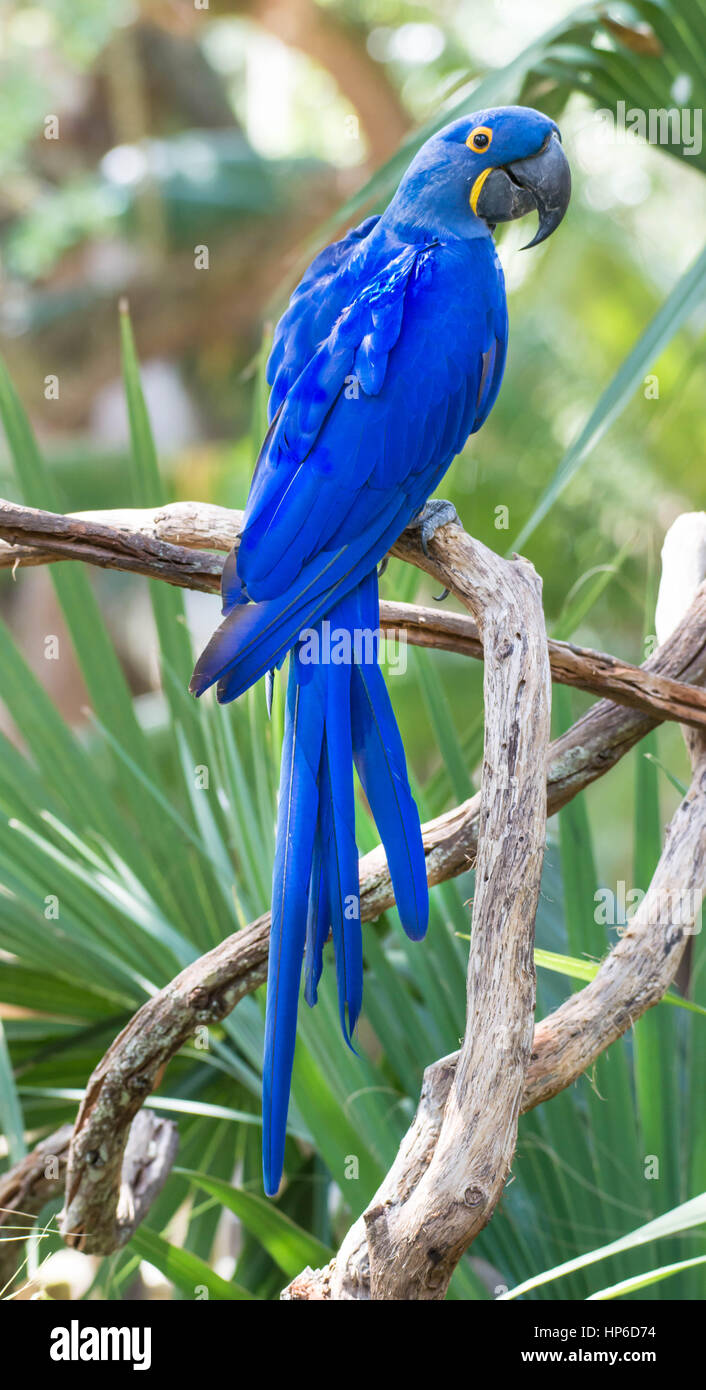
[
  {"xmin": 349, "ymin": 575, "xmax": 429, "ymax": 942},
  {"xmin": 351, "ymin": 661, "xmax": 429, "ymax": 941},
  {"xmin": 262, "ymin": 647, "xmax": 324, "ymax": 1196},
  {"xmin": 201, "ymin": 558, "xmax": 429, "ymax": 1196},
  {"xmin": 303, "ymin": 822, "xmax": 327, "ymax": 1007},
  {"xmin": 322, "ymin": 654, "xmax": 363, "ymax": 1046}
]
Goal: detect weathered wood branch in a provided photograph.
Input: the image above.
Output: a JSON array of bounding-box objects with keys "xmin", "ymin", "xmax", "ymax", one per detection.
[
  {"xmin": 0, "ymin": 1124, "xmax": 73, "ymax": 1290},
  {"xmin": 383, "ymin": 600, "xmax": 706, "ymax": 729},
  {"xmin": 0, "ymin": 1112, "xmax": 177, "ymax": 1286},
  {"xmin": 1, "ymin": 499, "xmax": 706, "ymax": 729},
  {"xmin": 363, "ymin": 530, "xmax": 551, "ymax": 1299},
  {"xmin": 60, "ymin": 927, "xmax": 267, "ymax": 1254},
  {"xmin": 15, "ymin": 686, "xmax": 705, "ymax": 1285},
  {"xmin": 0, "ymin": 499, "xmax": 226, "ymax": 592}
]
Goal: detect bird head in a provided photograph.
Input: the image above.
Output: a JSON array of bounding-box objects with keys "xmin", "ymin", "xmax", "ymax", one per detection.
[{"xmin": 388, "ymin": 105, "xmax": 571, "ymax": 248}]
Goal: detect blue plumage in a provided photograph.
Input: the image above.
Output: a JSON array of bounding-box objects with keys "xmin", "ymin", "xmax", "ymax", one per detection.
[
  {"xmin": 303, "ymin": 825, "xmax": 327, "ymax": 1007},
  {"xmin": 262, "ymin": 645, "xmax": 324, "ymax": 1196},
  {"xmin": 190, "ymin": 105, "xmax": 570, "ymax": 1196},
  {"xmin": 349, "ymin": 572, "xmax": 428, "ymax": 941}
]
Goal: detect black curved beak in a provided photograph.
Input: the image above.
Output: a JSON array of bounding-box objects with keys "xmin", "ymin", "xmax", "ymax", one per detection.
[{"xmin": 474, "ymin": 131, "xmax": 571, "ymax": 248}]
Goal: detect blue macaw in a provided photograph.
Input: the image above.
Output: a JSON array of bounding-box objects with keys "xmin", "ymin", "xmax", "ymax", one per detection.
[{"xmin": 191, "ymin": 105, "xmax": 570, "ymax": 1196}]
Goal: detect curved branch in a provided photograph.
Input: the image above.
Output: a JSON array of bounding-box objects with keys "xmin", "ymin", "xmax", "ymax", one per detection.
[
  {"xmin": 0, "ymin": 1112, "xmax": 177, "ymax": 1284},
  {"xmin": 364, "ymin": 530, "xmax": 550, "ymax": 1299},
  {"xmin": 383, "ymin": 599, "xmax": 706, "ymax": 728},
  {"xmin": 61, "ymin": 919, "xmax": 268, "ymax": 1253},
  {"xmin": 2, "ymin": 499, "xmax": 706, "ymax": 729}
]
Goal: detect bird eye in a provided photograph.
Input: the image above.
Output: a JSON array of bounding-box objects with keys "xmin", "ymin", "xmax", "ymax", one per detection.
[{"xmin": 466, "ymin": 126, "xmax": 492, "ymax": 152}]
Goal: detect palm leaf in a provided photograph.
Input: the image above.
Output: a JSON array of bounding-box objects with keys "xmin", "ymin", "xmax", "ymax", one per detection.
[{"xmin": 502, "ymin": 1192, "xmax": 706, "ymax": 1298}]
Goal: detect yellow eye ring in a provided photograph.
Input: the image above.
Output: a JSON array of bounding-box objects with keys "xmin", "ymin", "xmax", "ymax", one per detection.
[{"xmin": 466, "ymin": 125, "xmax": 493, "ymax": 152}]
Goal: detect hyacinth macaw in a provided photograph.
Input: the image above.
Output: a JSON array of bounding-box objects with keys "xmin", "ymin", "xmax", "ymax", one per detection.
[{"xmin": 191, "ymin": 105, "xmax": 570, "ymax": 1196}]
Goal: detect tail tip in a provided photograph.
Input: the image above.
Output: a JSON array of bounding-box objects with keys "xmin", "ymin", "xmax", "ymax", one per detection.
[
  {"xmin": 263, "ymin": 1158, "xmax": 283, "ymax": 1199},
  {"xmin": 399, "ymin": 900, "xmax": 430, "ymax": 943}
]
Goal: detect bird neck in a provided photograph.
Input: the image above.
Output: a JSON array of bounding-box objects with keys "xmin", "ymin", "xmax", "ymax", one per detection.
[{"xmin": 379, "ymin": 150, "xmax": 494, "ymax": 246}]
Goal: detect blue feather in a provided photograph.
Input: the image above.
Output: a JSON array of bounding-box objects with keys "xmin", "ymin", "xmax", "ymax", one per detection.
[
  {"xmin": 321, "ymin": 645, "xmax": 362, "ymax": 1045},
  {"xmin": 220, "ymin": 547, "xmax": 247, "ymax": 615},
  {"xmin": 350, "ymin": 573, "xmax": 429, "ymax": 940},
  {"xmin": 262, "ymin": 646, "xmax": 324, "ymax": 1196},
  {"xmin": 303, "ymin": 821, "xmax": 328, "ymax": 1008},
  {"xmin": 189, "ymin": 494, "xmax": 410, "ymax": 703}
]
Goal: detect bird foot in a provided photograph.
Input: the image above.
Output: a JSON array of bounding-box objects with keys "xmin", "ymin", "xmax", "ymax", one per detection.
[{"xmin": 416, "ymin": 499, "xmax": 460, "ymax": 557}]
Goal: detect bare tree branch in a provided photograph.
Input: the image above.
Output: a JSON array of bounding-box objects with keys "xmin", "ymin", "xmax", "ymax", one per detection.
[
  {"xmin": 383, "ymin": 599, "xmax": 706, "ymax": 728},
  {"xmin": 0, "ymin": 1124, "xmax": 73, "ymax": 1290},
  {"xmin": 361, "ymin": 529, "xmax": 551, "ymax": 1299},
  {"xmin": 0, "ymin": 499, "xmax": 225, "ymax": 592},
  {"xmin": 2, "ymin": 498, "xmax": 706, "ymax": 729},
  {"xmin": 60, "ymin": 926, "xmax": 266, "ymax": 1255},
  {"xmin": 0, "ymin": 1112, "xmax": 177, "ymax": 1284},
  {"xmin": 17, "ymin": 692, "xmax": 705, "ymax": 1284}
]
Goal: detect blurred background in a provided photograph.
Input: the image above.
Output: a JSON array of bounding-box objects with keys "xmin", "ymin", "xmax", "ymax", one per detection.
[
  {"xmin": 0, "ymin": 0, "xmax": 705, "ymax": 1301},
  {"xmin": 1, "ymin": 0, "xmax": 704, "ymax": 874}
]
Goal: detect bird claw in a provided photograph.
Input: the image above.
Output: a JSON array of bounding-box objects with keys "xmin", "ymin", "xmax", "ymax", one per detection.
[
  {"xmin": 378, "ymin": 555, "xmax": 390, "ymax": 579},
  {"xmin": 433, "ymin": 587, "xmax": 451, "ymax": 602},
  {"xmin": 416, "ymin": 499, "xmax": 460, "ymax": 557}
]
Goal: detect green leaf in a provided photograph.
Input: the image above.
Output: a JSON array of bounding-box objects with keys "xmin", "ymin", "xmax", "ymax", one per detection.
[
  {"xmin": 551, "ymin": 536, "xmax": 634, "ymax": 641},
  {"xmin": 119, "ymin": 303, "xmax": 197, "ymax": 703},
  {"xmin": 555, "ymin": 683, "xmax": 600, "ymax": 987},
  {"xmin": 643, "ymin": 752, "xmax": 688, "ymax": 796},
  {"xmin": 501, "ymin": 1192, "xmax": 706, "ymax": 1299},
  {"xmin": 536, "ymin": 947, "xmax": 706, "ymax": 1018},
  {"xmin": 128, "ymin": 1225, "xmax": 256, "ymax": 1300},
  {"xmin": 456, "ymin": 943, "xmax": 706, "ymax": 1017},
  {"xmin": 512, "ymin": 245, "xmax": 706, "ymax": 551},
  {"xmin": 0, "ymin": 1018, "xmax": 25, "ymax": 1164},
  {"xmin": 587, "ymin": 1253, "xmax": 706, "ymax": 1301},
  {"xmin": 178, "ymin": 1168, "xmax": 332, "ymax": 1278},
  {"xmin": 119, "ymin": 303, "xmax": 162, "ymax": 506},
  {"xmin": 19, "ymin": 1088, "xmax": 266, "ymax": 1128},
  {"xmin": 413, "ymin": 648, "xmax": 474, "ymax": 804},
  {"xmin": 0, "ymin": 355, "xmax": 157, "ymax": 775},
  {"xmin": 0, "ymin": 963, "xmax": 130, "ymax": 1020}
]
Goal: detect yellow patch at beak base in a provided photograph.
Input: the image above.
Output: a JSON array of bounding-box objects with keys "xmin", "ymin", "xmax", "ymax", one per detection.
[{"xmin": 470, "ymin": 166, "xmax": 493, "ymax": 214}]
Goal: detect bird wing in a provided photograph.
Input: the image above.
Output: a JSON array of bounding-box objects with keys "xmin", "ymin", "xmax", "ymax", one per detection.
[
  {"xmin": 266, "ymin": 214, "xmax": 381, "ymax": 422},
  {"xmin": 237, "ymin": 229, "xmax": 507, "ymax": 605}
]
